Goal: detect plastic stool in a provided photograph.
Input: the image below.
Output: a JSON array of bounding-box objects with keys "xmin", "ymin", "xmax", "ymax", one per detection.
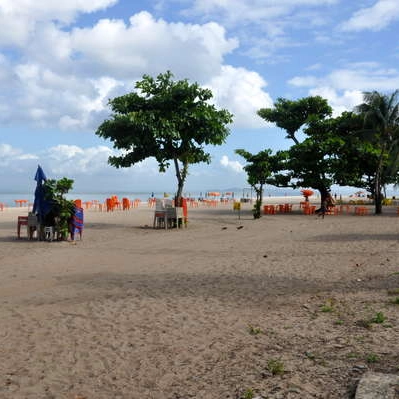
[{"xmin": 44, "ymin": 226, "xmax": 55, "ymax": 241}]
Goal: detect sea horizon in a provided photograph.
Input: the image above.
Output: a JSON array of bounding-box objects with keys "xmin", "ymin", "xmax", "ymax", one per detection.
[
  {"xmin": 2, "ymin": 186, "xmax": 399, "ymax": 208},
  {"xmin": 0, "ymin": 188, "xmax": 305, "ymax": 207}
]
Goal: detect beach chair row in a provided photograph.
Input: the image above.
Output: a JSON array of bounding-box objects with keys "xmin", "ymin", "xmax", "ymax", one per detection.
[{"xmin": 73, "ymin": 197, "xmax": 142, "ymax": 212}]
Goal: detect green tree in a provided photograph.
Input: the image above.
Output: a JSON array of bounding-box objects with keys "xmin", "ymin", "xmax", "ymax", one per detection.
[
  {"xmin": 258, "ymin": 96, "xmax": 332, "ymax": 144},
  {"xmin": 354, "ymin": 90, "xmax": 399, "ymax": 214},
  {"xmin": 258, "ymin": 96, "xmax": 333, "ymax": 205},
  {"xmin": 43, "ymin": 177, "xmax": 75, "ymax": 239},
  {"xmin": 96, "ymin": 71, "xmax": 233, "ymax": 201},
  {"xmin": 235, "ymin": 149, "xmax": 288, "ymax": 218}
]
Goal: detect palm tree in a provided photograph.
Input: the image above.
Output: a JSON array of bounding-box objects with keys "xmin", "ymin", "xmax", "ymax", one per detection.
[{"xmin": 355, "ymin": 90, "xmax": 399, "ymax": 214}]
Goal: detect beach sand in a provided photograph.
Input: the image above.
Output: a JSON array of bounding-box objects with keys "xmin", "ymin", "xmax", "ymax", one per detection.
[{"xmin": 0, "ymin": 199, "xmax": 398, "ymax": 398}]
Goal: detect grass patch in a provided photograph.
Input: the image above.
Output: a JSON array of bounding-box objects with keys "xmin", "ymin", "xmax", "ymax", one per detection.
[
  {"xmin": 357, "ymin": 311, "xmax": 387, "ymax": 329},
  {"xmin": 391, "ymin": 297, "xmax": 399, "ymax": 305},
  {"xmin": 248, "ymin": 324, "xmax": 263, "ymax": 335},
  {"xmin": 242, "ymin": 388, "xmax": 255, "ymax": 399},
  {"xmin": 320, "ymin": 299, "xmax": 335, "ymax": 313},
  {"xmin": 366, "ymin": 353, "xmax": 379, "ymax": 363},
  {"xmin": 371, "ymin": 311, "xmax": 386, "ymax": 324},
  {"xmin": 267, "ymin": 358, "xmax": 285, "ymax": 375}
]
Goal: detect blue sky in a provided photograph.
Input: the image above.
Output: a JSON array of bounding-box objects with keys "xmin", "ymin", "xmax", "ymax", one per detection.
[{"xmin": 1, "ymin": 0, "xmax": 399, "ymax": 194}]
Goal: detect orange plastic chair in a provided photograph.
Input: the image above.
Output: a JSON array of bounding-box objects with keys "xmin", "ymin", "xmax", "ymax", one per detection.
[
  {"xmin": 284, "ymin": 204, "xmax": 292, "ymax": 213},
  {"xmin": 83, "ymin": 201, "xmax": 92, "ymax": 210},
  {"xmin": 304, "ymin": 205, "xmax": 316, "ymax": 215},
  {"xmin": 106, "ymin": 198, "xmax": 114, "ymax": 212},
  {"xmin": 355, "ymin": 206, "xmax": 368, "ymax": 215},
  {"xmin": 122, "ymin": 197, "xmax": 130, "ymax": 210},
  {"xmin": 17, "ymin": 216, "xmax": 28, "ymax": 238}
]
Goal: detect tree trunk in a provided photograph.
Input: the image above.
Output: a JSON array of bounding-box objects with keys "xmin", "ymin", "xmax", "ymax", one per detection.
[
  {"xmin": 374, "ymin": 151, "xmax": 385, "ymax": 215},
  {"xmin": 318, "ymin": 187, "xmax": 330, "ymax": 207},
  {"xmin": 174, "ymin": 159, "xmax": 188, "ymax": 205},
  {"xmin": 374, "ymin": 171, "xmax": 382, "ymax": 214},
  {"xmin": 253, "ymin": 185, "xmax": 263, "ymax": 219}
]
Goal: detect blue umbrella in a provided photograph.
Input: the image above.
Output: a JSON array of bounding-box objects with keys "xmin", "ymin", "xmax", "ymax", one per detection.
[{"xmin": 32, "ymin": 165, "xmax": 52, "ymax": 224}]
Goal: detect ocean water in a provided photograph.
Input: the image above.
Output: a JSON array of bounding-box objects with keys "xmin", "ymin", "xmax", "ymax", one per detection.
[
  {"xmin": 0, "ymin": 192, "xmax": 164, "ymax": 207},
  {"xmin": 0, "ymin": 188, "xmax": 303, "ymax": 207}
]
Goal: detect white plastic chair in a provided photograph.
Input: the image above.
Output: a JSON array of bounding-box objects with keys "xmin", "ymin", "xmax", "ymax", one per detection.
[{"xmin": 153, "ymin": 199, "xmax": 167, "ymax": 229}]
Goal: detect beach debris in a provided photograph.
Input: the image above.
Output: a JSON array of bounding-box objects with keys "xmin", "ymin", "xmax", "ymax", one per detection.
[
  {"xmin": 221, "ymin": 227, "xmax": 227, "ymax": 230},
  {"xmin": 237, "ymin": 225, "xmax": 244, "ymax": 229}
]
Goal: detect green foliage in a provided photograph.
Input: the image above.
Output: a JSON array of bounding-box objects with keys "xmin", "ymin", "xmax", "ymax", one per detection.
[
  {"xmin": 358, "ymin": 311, "xmax": 387, "ymax": 329},
  {"xmin": 320, "ymin": 298, "xmax": 335, "ymax": 313},
  {"xmin": 267, "ymin": 358, "xmax": 285, "ymax": 375},
  {"xmin": 96, "ymin": 71, "xmax": 233, "ymax": 199},
  {"xmin": 235, "ymin": 149, "xmax": 288, "ymax": 218},
  {"xmin": 242, "ymin": 388, "xmax": 255, "ymax": 399},
  {"xmin": 353, "ymin": 90, "xmax": 399, "ymax": 213},
  {"xmin": 257, "ymin": 96, "xmax": 334, "ymax": 204},
  {"xmin": 366, "ymin": 353, "xmax": 379, "ymax": 363},
  {"xmin": 371, "ymin": 311, "xmax": 386, "ymax": 324},
  {"xmin": 320, "ymin": 304, "xmax": 334, "ymax": 313},
  {"xmin": 43, "ymin": 178, "xmax": 75, "ymax": 239},
  {"xmin": 248, "ymin": 324, "xmax": 262, "ymax": 335},
  {"xmin": 257, "ymin": 92, "xmax": 399, "ymax": 214},
  {"xmin": 258, "ymin": 96, "xmax": 332, "ymax": 143}
]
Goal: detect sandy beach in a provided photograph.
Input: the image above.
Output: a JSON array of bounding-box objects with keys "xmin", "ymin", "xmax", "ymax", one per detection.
[{"xmin": 0, "ymin": 199, "xmax": 398, "ymax": 398}]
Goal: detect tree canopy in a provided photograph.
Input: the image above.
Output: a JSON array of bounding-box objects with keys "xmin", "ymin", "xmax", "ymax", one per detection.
[
  {"xmin": 255, "ymin": 92, "xmax": 399, "ymax": 213},
  {"xmin": 353, "ymin": 90, "xmax": 399, "ymax": 213},
  {"xmin": 235, "ymin": 149, "xmax": 276, "ymax": 218},
  {"xmin": 257, "ymin": 96, "xmax": 334, "ymax": 204},
  {"xmin": 96, "ymin": 71, "xmax": 233, "ymax": 199},
  {"xmin": 258, "ymin": 96, "xmax": 332, "ymax": 144}
]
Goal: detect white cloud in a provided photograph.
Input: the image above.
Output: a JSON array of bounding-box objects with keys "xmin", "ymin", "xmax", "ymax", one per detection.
[
  {"xmin": 0, "ymin": 9, "xmax": 250, "ymax": 130},
  {"xmin": 0, "ymin": 0, "xmax": 117, "ymax": 47},
  {"xmin": 220, "ymin": 155, "xmax": 244, "ymax": 173},
  {"xmin": 0, "ymin": 144, "xmax": 38, "ymax": 165},
  {"xmin": 288, "ymin": 75, "xmax": 319, "ymax": 87},
  {"xmin": 69, "ymin": 11, "xmax": 238, "ymax": 81},
  {"xmin": 288, "ymin": 63, "xmax": 399, "ymax": 114},
  {"xmin": 44, "ymin": 144, "xmax": 115, "ymax": 175},
  {"xmin": 187, "ymin": 0, "xmax": 338, "ymax": 26},
  {"xmin": 341, "ymin": 0, "xmax": 399, "ymax": 32},
  {"xmin": 289, "ymin": 66, "xmax": 399, "ymax": 92},
  {"xmin": 5, "ymin": 63, "xmax": 119, "ymax": 130},
  {"xmin": 207, "ymin": 65, "xmax": 273, "ymax": 128},
  {"xmin": 309, "ymin": 87, "xmax": 363, "ymax": 117}
]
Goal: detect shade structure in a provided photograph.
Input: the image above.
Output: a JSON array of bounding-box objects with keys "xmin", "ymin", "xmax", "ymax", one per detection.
[{"xmin": 32, "ymin": 165, "xmax": 52, "ymax": 224}]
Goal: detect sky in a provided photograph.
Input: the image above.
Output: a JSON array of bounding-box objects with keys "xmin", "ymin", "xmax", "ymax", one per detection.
[{"xmin": 1, "ymin": 0, "xmax": 399, "ymax": 194}]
